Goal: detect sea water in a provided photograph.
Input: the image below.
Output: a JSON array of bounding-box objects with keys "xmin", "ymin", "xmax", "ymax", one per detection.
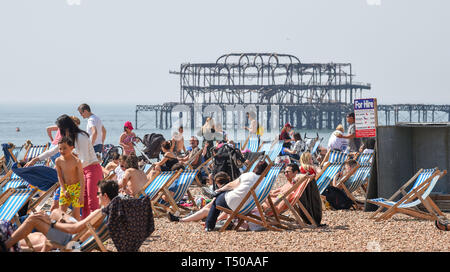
[{"xmin": 0, "ymin": 103, "xmax": 334, "ymax": 157}]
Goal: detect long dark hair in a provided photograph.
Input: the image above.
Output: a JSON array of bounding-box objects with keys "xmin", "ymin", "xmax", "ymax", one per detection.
[{"xmin": 56, "ymin": 114, "xmax": 89, "ymax": 144}]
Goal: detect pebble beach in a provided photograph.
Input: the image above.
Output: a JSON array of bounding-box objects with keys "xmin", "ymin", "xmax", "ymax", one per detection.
[{"xmin": 98, "ymin": 175, "xmax": 450, "ymax": 252}]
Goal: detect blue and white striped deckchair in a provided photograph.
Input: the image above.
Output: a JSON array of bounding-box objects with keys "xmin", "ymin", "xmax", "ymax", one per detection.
[
  {"xmin": 267, "ymin": 141, "xmax": 284, "ymax": 163},
  {"xmin": 368, "ymin": 168, "xmax": 447, "ymax": 221},
  {"xmin": 217, "ymin": 163, "xmax": 284, "ymax": 232},
  {"xmin": 315, "ymin": 162, "xmax": 345, "ymax": 194},
  {"xmin": 161, "ymin": 170, "xmax": 200, "ymax": 214},
  {"xmin": 0, "ymin": 188, "xmax": 37, "ymax": 222},
  {"xmin": 311, "ymin": 138, "xmax": 323, "ymax": 155},
  {"xmin": 0, "ymin": 172, "xmax": 30, "ymax": 193},
  {"xmin": 137, "ymin": 170, "xmax": 181, "ymax": 200},
  {"xmin": 23, "ymin": 144, "xmax": 49, "ymax": 162},
  {"xmin": 356, "ymin": 152, "xmax": 374, "ymax": 165},
  {"xmin": 342, "ymin": 153, "xmax": 375, "ymax": 193},
  {"xmin": 327, "ymin": 150, "xmax": 348, "ymax": 164},
  {"xmin": 242, "ymin": 136, "xmax": 260, "ymax": 153}
]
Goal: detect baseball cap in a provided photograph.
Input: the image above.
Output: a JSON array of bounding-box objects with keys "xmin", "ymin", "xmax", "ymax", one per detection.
[
  {"xmin": 124, "ymin": 121, "xmax": 134, "ymax": 131},
  {"xmin": 284, "ymin": 123, "xmax": 292, "ymax": 128}
]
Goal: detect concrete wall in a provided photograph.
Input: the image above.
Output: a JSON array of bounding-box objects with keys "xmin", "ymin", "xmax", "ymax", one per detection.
[{"xmin": 376, "ymin": 125, "xmax": 450, "ymax": 199}]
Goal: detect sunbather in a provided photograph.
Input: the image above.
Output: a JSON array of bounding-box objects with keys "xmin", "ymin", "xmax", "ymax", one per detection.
[
  {"xmin": 167, "ymin": 172, "xmax": 230, "ymax": 223},
  {"xmin": 204, "ymin": 161, "xmax": 269, "ymax": 231},
  {"xmin": 2, "ymin": 180, "xmax": 118, "ymax": 252},
  {"xmin": 119, "ymin": 154, "xmax": 147, "ymax": 197},
  {"xmin": 147, "ymin": 141, "xmax": 179, "ymax": 181},
  {"xmin": 261, "ymin": 163, "xmax": 313, "ymax": 214},
  {"xmin": 332, "ymin": 159, "xmax": 357, "ymax": 187}
]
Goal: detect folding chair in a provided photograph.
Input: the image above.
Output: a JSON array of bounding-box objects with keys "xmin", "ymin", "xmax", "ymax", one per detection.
[
  {"xmin": 320, "ymin": 149, "xmax": 348, "ymax": 168},
  {"xmin": 315, "ymin": 161, "xmax": 346, "ymax": 195},
  {"xmin": 367, "ymin": 168, "xmax": 447, "ymax": 221},
  {"xmin": 47, "ymin": 211, "xmax": 110, "ymax": 252},
  {"xmin": 241, "ymin": 135, "xmax": 261, "ymax": 152},
  {"xmin": 0, "ymin": 188, "xmax": 37, "ymax": 222},
  {"xmin": 216, "ymin": 163, "xmax": 284, "ymax": 232},
  {"xmin": 23, "ymin": 143, "xmax": 49, "ymax": 162},
  {"xmin": 268, "ymin": 175, "xmax": 318, "ymax": 229},
  {"xmin": 154, "ymin": 169, "xmax": 200, "ymax": 215},
  {"xmin": 135, "ymin": 170, "xmax": 182, "ymax": 216}
]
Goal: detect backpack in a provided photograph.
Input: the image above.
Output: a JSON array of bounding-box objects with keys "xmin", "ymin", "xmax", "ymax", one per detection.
[
  {"xmin": 322, "ymin": 186, "xmax": 354, "ymax": 210},
  {"xmin": 142, "ymin": 133, "xmax": 166, "ymax": 159}
]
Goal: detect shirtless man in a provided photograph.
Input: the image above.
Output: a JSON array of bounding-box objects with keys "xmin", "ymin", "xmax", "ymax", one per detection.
[
  {"xmin": 55, "ymin": 137, "xmax": 85, "ymax": 221},
  {"xmin": 171, "ymin": 126, "xmax": 186, "ymax": 155},
  {"xmin": 119, "ymin": 154, "xmax": 147, "ymax": 196}
]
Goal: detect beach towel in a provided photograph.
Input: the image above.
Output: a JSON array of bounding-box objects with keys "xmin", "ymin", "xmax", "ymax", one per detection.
[
  {"xmin": 11, "ymin": 163, "xmax": 58, "ymax": 191},
  {"xmin": 298, "ymin": 179, "xmax": 323, "ymax": 225},
  {"xmin": 102, "ymin": 195, "xmax": 154, "ymax": 252}
]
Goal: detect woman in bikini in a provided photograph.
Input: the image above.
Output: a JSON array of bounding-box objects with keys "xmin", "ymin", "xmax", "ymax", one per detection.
[{"xmin": 119, "ymin": 121, "xmax": 138, "ymax": 156}]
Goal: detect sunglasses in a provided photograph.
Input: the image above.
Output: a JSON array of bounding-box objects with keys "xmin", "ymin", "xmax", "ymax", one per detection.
[{"xmin": 97, "ymin": 191, "xmax": 104, "ymax": 196}]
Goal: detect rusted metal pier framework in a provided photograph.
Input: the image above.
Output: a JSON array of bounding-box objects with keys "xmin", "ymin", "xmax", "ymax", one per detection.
[{"xmin": 136, "ymin": 53, "xmax": 372, "ymax": 131}]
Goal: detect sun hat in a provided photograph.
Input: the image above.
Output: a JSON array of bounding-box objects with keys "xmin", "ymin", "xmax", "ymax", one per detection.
[{"xmin": 124, "ymin": 121, "xmax": 134, "ymax": 131}]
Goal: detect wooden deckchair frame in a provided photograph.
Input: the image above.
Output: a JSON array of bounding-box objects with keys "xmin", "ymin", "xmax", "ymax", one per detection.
[
  {"xmin": 47, "ymin": 211, "xmax": 109, "ymax": 252},
  {"xmin": 216, "ymin": 161, "xmax": 286, "ymax": 232},
  {"xmin": 368, "ymin": 168, "xmax": 447, "ymax": 221},
  {"xmin": 136, "ymin": 169, "xmax": 183, "ymax": 217},
  {"xmin": 269, "ymin": 175, "xmax": 318, "ymax": 229},
  {"xmin": 152, "ymin": 170, "xmax": 200, "ymax": 215}
]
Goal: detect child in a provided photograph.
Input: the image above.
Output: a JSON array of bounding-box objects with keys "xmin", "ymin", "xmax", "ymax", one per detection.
[
  {"xmin": 119, "ymin": 154, "xmax": 148, "ymax": 197},
  {"xmin": 55, "ymin": 137, "xmax": 85, "ymax": 221}
]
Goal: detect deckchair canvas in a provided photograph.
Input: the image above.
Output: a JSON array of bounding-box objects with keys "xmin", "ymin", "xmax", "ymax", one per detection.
[
  {"xmin": 268, "ymin": 175, "xmax": 317, "ymax": 229},
  {"xmin": 216, "ymin": 163, "xmax": 284, "ymax": 232},
  {"xmin": 153, "ymin": 169, "xmax": 199, "ymax": 215},
  {"xmin": 315, "ymin": 161, "xmax": 346, "ymax": 194},
  {"xmin": 0, "ymin": 188, "xmax": 37, "ymax": 222},
  {"xmin": 367, "ymin": 168, "xmax": 447, "ymax": 221}
]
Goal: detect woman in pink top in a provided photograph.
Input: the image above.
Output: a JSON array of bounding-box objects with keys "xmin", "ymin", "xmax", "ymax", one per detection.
[
  {"xmin": 27, "ymin": 115, "xmax": 102, "ymax": 219},
  {"xmin": 119, "ymin": 121, "xmax": 138, "ymax": 155}
]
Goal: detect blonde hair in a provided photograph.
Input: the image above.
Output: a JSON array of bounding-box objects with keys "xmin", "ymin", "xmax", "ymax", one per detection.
[
  {"xmin": 335, "ymin": 124, "xmax": 344, "ymax": 133},
  {"xmin": 70, "ymin": 116, "xmax": 81, "ymax": 126},
  {"xmin": 300, "ymin": 152, "xmax": 313, "ymax": 172}
]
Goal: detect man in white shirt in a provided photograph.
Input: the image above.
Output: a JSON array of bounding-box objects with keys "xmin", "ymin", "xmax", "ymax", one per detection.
[{"xmin": 78, "ymin": 104, "xmax": 107, "ymax": 155}]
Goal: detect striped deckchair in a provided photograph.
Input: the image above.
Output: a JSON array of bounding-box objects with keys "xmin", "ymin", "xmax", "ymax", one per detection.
[
  {"xmin": 368, "ymin": 168, "xmax": 447, "ymax": 221},
  {"xmin": 347, "ymin": 153, "xmax": 374, "ymax": 191},
  {"xmin": 1, "ymin": 143, "xmax": 26, "ymax": 174},
  {"xmin": 23, "ymin": 143, "xmax": 49, "ymax": 162},
  {"xmin": 0, "ymin": 188, "xmax": 37, "ymax": 222},
  {"xmin": 266, "ymin": 141, "xmax": 284, "ymax": 163},
  {"xmin": 216, "ymin": 163, "xmax": 284, "ymax": 232},
  {"xmin": 315, "ymin": 162, "xmax": 346, "ymax": 194},
  {"xmin": 136, "ymin": 170, "xmax": 182, "ymax": 200},
  {"xmin": 0, "ymin": 172, "xmax": 30, "ymax": 193},
  {"xmin": 242, "ymin": 136, "xmax": 260, "ymax": 152},
  {"xmin": 157, "ymin": 169, "xmax": 200, "ymax": 214},
  {"xmin": 268, "ymin": 175, "xmax": 317, "ymax": 229},
  {"xmin": 356, "ymin": 152, "xmax": 374, "ymax": 165},
  {"xmin": 48, "ymin": 211, "xmax": 110, "ymax": 252}
]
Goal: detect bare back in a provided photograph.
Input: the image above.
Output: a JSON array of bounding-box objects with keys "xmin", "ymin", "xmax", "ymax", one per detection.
[{"xmin": 122, "ymin": 168, "xmax": 148, "ymax": 196}]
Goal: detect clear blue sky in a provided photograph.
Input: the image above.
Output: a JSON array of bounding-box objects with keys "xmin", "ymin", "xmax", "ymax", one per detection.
[{"xmin": 1, "ymin": 0, "xmax": 449, "ymax": 105}]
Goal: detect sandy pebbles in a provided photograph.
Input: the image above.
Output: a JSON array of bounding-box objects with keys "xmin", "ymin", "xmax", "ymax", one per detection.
[{"xmin": 100, "ymin": 175, "xmax": 450, "ymax": 252}]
